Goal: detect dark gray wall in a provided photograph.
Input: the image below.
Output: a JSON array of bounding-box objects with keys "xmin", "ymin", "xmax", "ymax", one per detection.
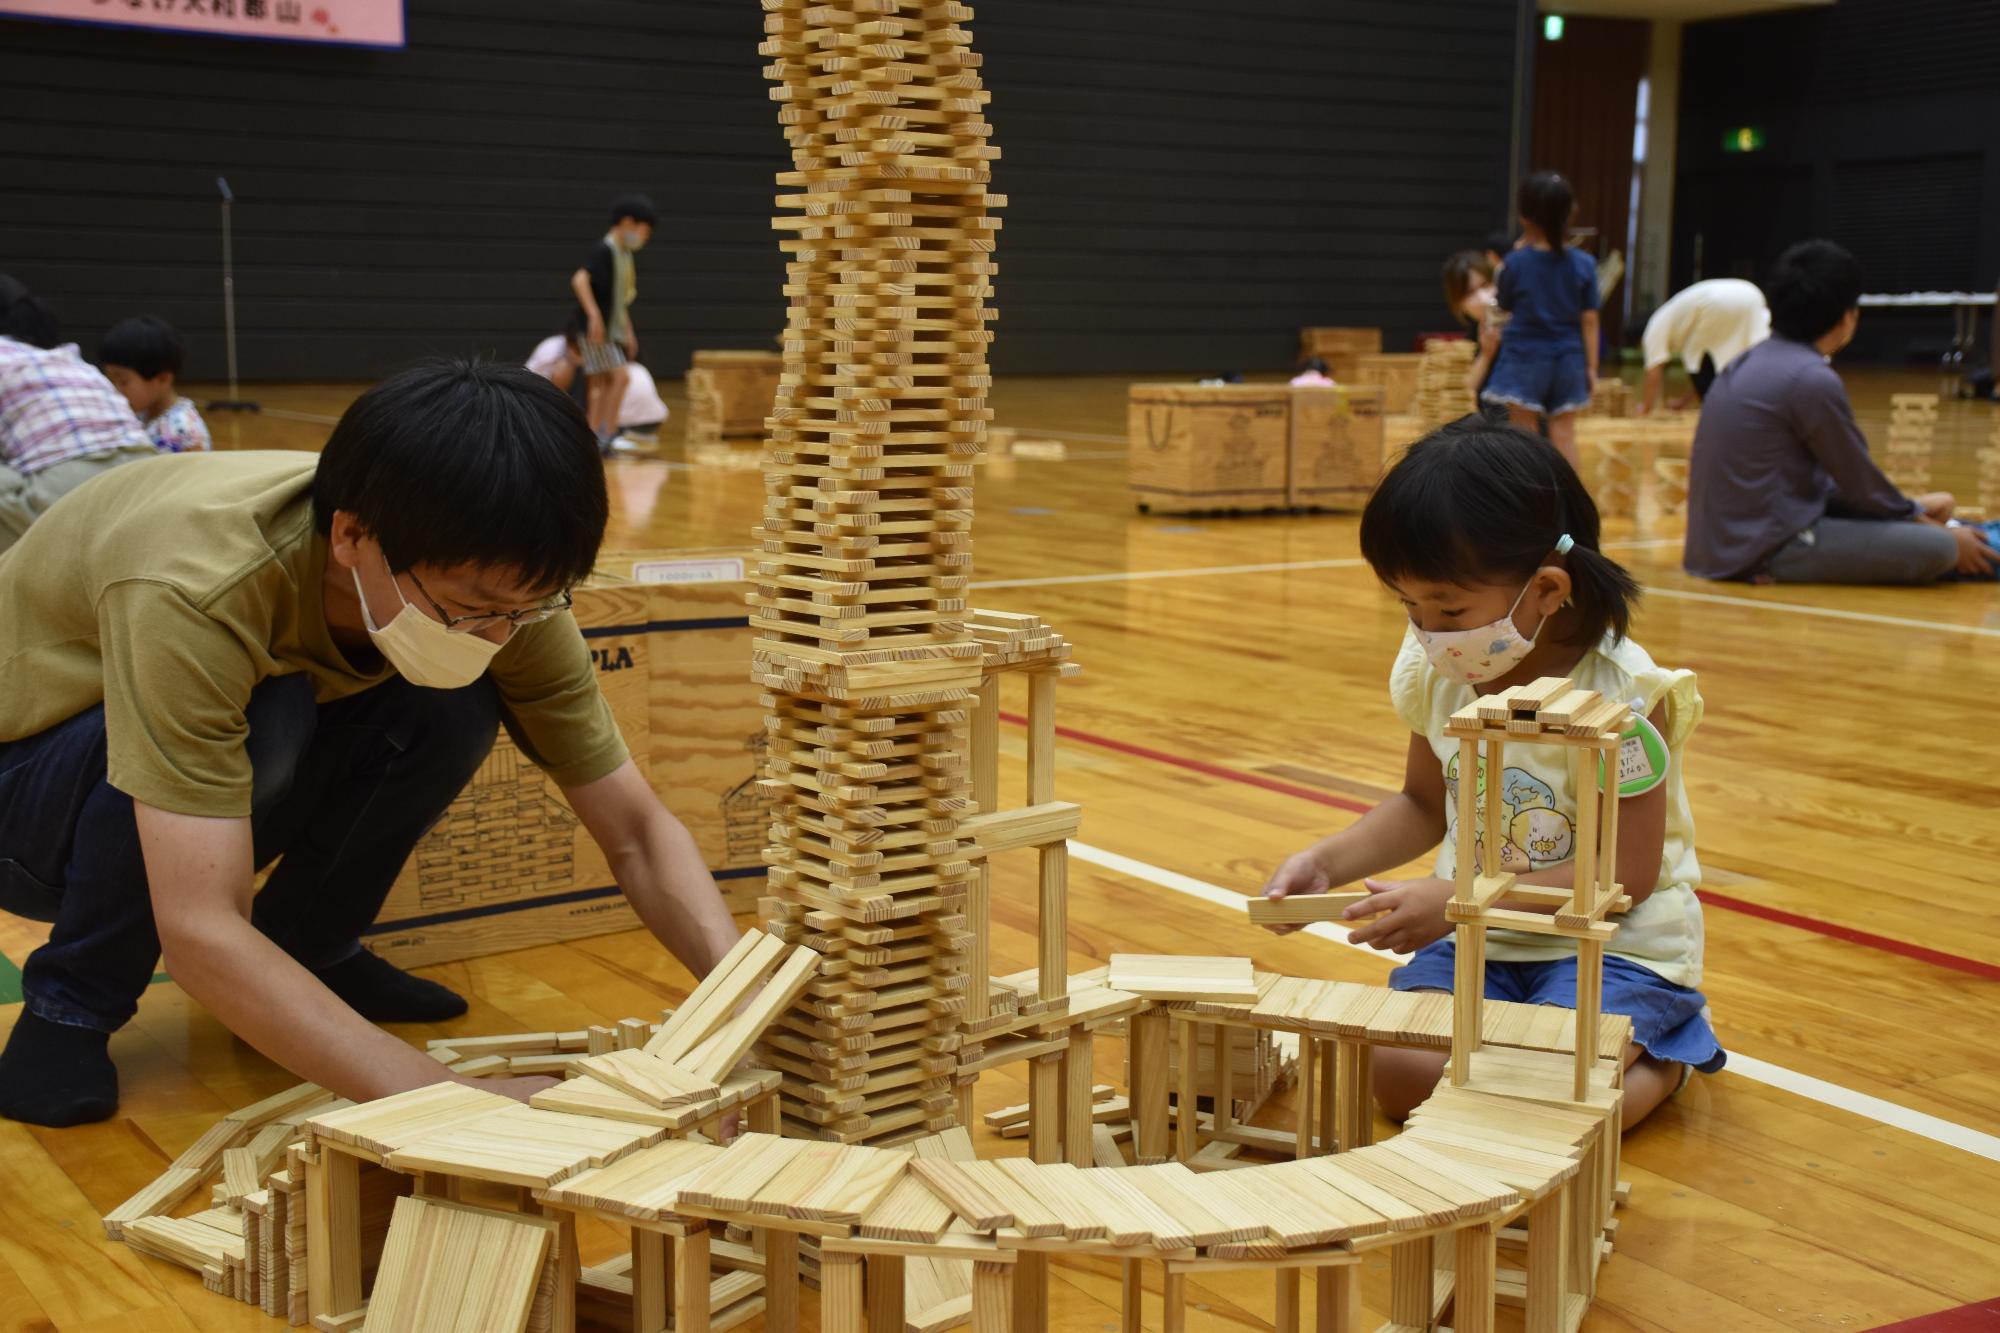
[
  {"xmin": 1673, "ymin": 0, "xmax": 2000, "ymax": 365},
  {"xmin": 0, "ymin": 0, "xmax": 1518, "ymax": 381}
]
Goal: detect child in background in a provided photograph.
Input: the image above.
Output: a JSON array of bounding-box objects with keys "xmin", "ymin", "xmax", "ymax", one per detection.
[
  {"xmin": 98, "ymin": 316, "xmax": 210, "ymax": 453},
  {"xmin": 1259, "ymin": 421, "xmax": 1722, "ymax": 1129},
  {"xmin": 1440, "ymin": 250, "xmax": 1501, "ymax": 404},
  {"xmin": 1480, "ymin": 172, "xmax": 1598, "ymax": 465},
  {"xmin": 1290, "ymin": 356, "xmax": 1334, "ymax": 387},
  {"xmin": 525, "ymin": 316, "xmax": 669, "ymax": 447},
  {"xmin": 570, "ymin": 193, "xmax": 655, "ymax": 454}
]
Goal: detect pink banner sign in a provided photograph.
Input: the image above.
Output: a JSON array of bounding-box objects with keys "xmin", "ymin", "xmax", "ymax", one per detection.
[{"xmin": 0, "ymin": 0, "xmax": 404, "ymax": 47}]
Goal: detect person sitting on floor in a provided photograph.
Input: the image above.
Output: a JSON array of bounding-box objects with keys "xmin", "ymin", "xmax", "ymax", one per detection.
[
  {"xmin": 1683, "ymin": 239, "xmax": 1995, "ymax": 584},
  {"xmin": 0, "ymin": 288, "xmax": 159, "ymax": 555},
  {"xmin": 99, "ymin": 315, "xmax": 213, "ymax": 453}
]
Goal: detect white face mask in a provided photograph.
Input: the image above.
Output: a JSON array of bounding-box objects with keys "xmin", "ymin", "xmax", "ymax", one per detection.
[
  {"xmin": 351, "ymin": 559, "xmax": 504, "ymax": 689},
  {"xmin": 622, "ymin": 230, "xmax": 648, "ymax": 252},
  {"xmin": 1412, "ymin": 580, "xmax": 1544, "ymax": 686}
]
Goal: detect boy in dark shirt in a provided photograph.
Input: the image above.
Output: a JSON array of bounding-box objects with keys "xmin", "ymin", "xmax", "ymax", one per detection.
[{"xmin": 569, "ymin": 193, "xmax": 655, "ymax": 452}]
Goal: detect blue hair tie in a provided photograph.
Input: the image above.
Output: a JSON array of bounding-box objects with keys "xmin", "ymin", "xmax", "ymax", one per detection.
[{"xmin": 1555, "ymin": 534, "xmax": 1575, "ymax": 555}]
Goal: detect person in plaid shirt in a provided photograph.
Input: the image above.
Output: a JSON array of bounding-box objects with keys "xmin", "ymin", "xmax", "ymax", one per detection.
[{"xmin": 0, "ymin": 289, "xmax": 158, "ymax": 554}]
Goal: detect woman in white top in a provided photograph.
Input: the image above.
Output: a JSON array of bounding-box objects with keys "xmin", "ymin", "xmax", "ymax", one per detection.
[{"xmin": 1638, "ymin": 277, "xmax": 1770, "ymax": 413}]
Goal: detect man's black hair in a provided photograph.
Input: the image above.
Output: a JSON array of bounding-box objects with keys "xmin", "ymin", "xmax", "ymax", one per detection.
[
  {"xmin": 1361, "ymin": 419, "xmax": 1638, "ymax": 648},
  {"xmin": 99, "ymin": 315, "xmax": 186, "ymax": 379},
  {"xmin": 312, "ymin": 359, "xmax": 607, "ymax": 593},
  {"xmin": 1766, "ymin": 239, "xmax": 1864, "ymax": 344},
  {"xmin": 0, "ymin": 295, "xmax": 60, "ymax": 349},
  {"xmin": 1297, "ymin": 356, "xmax": 1329, "ymax": 376},
  {"xmin": 0, "ymin": 273, "xmax": 26, "ymax": 312},
  {"xmin": 1483, "ymin": 229, "xmax": 1514, "ymax": 259},
  {"xmin": 1518, "ymin": 171, "xmax": 1574, "ymax": 253},
  {"xmin": 609, "ymin": 192, "xmax": 658, "ymax": 227}
]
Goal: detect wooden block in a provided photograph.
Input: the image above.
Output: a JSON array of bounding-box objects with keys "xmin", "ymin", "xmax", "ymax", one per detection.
[
  {"xmin": 1106, "ymin": 955, "xmax": 1258, "ymax": 1004},
  {"xmin": 1245, "ymin": 892, "xmax": 1377, "ymax": 925},
  {"xmin": 570, "ymin": 1048, "xmax": 723, "ymax": 1109},
  {"xmin": 647, "ymin": 931, "xmax": 786, "ymax": 1061},
  {"xmin": 382, "ymin": 1104, "xmax": 662, "ymax": 1188},
  {"xmin": 684, "ymin": 945, "xmax": 823, "ymax": 1083},
  {"xmin": 360, "ymin": 1195, "xmax": 555, "ymax": 1333},
  {"xmin": 306, "ymin": 1083, "xmax": 514, "ymax": 1156}
]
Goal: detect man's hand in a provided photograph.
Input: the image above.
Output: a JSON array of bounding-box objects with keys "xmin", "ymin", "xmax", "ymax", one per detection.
[
  {"xmin": 1951, "ymin": 524, "xmax": 1998, "ymax": 577},
  {"xmin": 1258, "ymin": 849, "xmax": 1331, "ymax": 936},
  {"xmin": 1343, "ymin": 877, "xmax": 1456, "ymax": 955},
  {"xmin": 586, "ymin": 312, "xmax": 607, "ymax": 345},
  {"xmin": 624, "ymin": 334, "xmax": 640, "ymax": 362},
  {"xmin": 1914, "ymin": 492, "xmax": 1956, "ymax": 523},
  {"xmin": 471, "ymin": 1074, "xmax": 560, "ymax": 1104}
]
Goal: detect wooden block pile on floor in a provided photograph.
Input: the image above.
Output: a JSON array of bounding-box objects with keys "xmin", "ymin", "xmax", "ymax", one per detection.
[
  {"xmin": 1412, "ymin": 338, "xmax": 1477, "ymax": 432},
  {"xmin": 1881, "ymin": 391, "xmax": 1938, "ymax": 490}
]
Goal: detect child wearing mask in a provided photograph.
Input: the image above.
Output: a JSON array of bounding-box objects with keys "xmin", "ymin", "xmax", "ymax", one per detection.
[
  {"xmin": 1259, "ymin": 420, "xmax": 1722, "ymax": 1129},
  {"xmin": 570, "ymin": 193, "xmax": 655, "ymax": 452}
]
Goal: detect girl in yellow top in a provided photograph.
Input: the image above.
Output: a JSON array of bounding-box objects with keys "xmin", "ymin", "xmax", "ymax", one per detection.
[{"xmin": 1262, "ymin": 420, "xmax": 1722, "ymax": 1128}]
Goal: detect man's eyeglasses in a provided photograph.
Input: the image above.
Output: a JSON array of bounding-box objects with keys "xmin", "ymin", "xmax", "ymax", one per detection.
[{"xmin": 403, "ymin": 567, "xmax": 574, "ymax": 635}]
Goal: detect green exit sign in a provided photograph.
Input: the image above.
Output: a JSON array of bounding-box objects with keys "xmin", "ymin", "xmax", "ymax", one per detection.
[{"xmin": 1722, "ymin": 125, "xmax": 1767, "ymax": 153}]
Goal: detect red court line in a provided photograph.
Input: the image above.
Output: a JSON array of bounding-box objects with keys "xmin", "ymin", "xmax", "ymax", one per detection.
[
  {"xmin": 1695, "ymin": 890, "xmax": 2000, "ymax": 983},
  {"xmin": 997, "ymin": 711, "xmax": 1371, "ymax": 815},
  {"xmin": 1001, "ymin": 712, "xmax": 2000, "ymax": 983},
  {"xmin": 1865, "ymin": 1298, "xmax": 2000, "ymax": 1332}
]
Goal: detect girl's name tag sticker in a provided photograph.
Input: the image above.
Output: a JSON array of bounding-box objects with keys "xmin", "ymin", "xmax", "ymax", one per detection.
[{"xmin": 1613, "ymin": 710, "xmax": 1669, "ymax": 797}]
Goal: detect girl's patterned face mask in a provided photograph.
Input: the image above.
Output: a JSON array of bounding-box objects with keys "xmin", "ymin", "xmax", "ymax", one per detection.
[{"xmin": 1411, "ymin": 580, "xmax": 1540, "ymax": 685}]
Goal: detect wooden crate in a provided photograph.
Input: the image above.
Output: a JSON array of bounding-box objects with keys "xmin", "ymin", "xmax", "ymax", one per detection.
[
  {"xmin": 1287, "ymin": 385, "xmax": 1385, "ymax": 510},
  {"xmin": 1349, "ymin": 352, "xmax": 1425, "ymax": 413},
  {"xmin": 685, "ymin": 350, "xmax": 782, "ymax": 440},
  {"xmin": 1128, "ymin": 384, "xmax": 1291, "ymax": 512},
  {"xmin": 1297, "ymin": 327, "xmax": 1383, "ymax": 383},
  {"xmin": 364, "ymin": 549, "xmax": 770, "ymax": 968}
]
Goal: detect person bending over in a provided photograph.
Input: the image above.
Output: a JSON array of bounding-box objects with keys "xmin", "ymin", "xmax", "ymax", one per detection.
[
  {"xmin": 1637, "ymin": 278, "xmax": 1769, "ymax": 414},
  {"xmin": 0, "ymin": 360, "xmax": 741, "ymax": 1126}
]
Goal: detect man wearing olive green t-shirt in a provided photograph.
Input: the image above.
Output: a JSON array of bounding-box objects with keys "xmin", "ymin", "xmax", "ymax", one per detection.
[{"xmin": 0, "ymin": 361, "xmax": 740, "ymax": 1127}]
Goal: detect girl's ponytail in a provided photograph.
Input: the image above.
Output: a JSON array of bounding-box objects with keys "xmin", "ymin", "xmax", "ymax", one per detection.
[
  {"xmin": 1518, "ymin": 170, "xmax": 1574, "ymax": 254},
  {"xmin": 1560, "ymin": 537, "xmax": 1640, "ymax": 646}
]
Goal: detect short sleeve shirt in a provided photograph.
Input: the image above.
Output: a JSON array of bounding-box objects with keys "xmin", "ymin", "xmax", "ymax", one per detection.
[
  {"xmin": 1495, "ymin": 247, "xmax": 1600, "ymax": 350},
  {"xmin": 143, "ymin": 397, "xmax": 212, "ymax": 453},
  {"xmin": 1389, "ymin": 629, "xmax": 1707, "ymax": 986},
  {"xmin": 0, "ymin": 451, "xmax": 628, "ymax": 818}
]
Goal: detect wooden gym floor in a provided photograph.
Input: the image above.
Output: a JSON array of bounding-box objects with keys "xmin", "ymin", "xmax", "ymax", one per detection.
[{"xmin": 1, "ymin": 368, "xmax": 1996, "ymax": 1332}]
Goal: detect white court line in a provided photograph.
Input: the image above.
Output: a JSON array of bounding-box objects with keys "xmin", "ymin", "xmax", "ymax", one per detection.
[
  {"xmin": 257, "ymin": 407, "xmax": 342, "ymax": 425},
  {"xmin": 1646, "ymin": 585, "xmax": 2000, "ymax": 640},
  {"xmin": 1066, "ymin": 839, "xmax": 2000, "ymax": 1165},
  {"xmin": 1003, "ymin": 424, "xmax": 1129, "ymax": 444},
  {"xmin": 970, "ymin": 539, "xmax": 1680, "ymax": 592},
  {"xmin": 974, "ymin": 541, "xmax": 1995, "ymax": 639}
]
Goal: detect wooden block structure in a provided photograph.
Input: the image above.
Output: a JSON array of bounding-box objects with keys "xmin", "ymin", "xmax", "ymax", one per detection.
[
  {"xmin": 1412, "ymin": 337, "xmax": 1477, "ymax": 431},
  {"xmin": 1980, "ymin": 413, "xmax": 2000, "ymax": 518},
  {"xmin": 1881, "ymin": 392, "xmax": 1938, "ymax": 490},
  {"xmin": 1583, "ymin": 377, "xmax": 1629, "ymax": 418},
  {"xmin": 1592, "ymin": 428, "xmax": 1643, "ymax": 519},
  {"xmin": 1351, "ymin": 351, "xmax": 1425, "ymax": 413},
  {"xmin": 1441, "ymin": 677, "xmax": 1629, "ymax": 1103},
  {"xmin": 685, "ymin": 349, "xmax": 784, "ymax": 441},
  {"xmin": 749, "ymin": 0, "xmax": 1000, "ymax": 1148},
  {"xmin": 364, "ymin": 549, "xmax": 771, "ymax": 968},
  {"xmin": 1297, "ymin": 325, "xmax": 1383, "ymax": 383},
  {"xmin": 953, "ymin": 609, "xmax": 1093, "ymax": 1160}
]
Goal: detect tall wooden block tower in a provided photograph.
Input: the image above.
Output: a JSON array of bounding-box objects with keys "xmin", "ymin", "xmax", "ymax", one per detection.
[{"xmin": 751, "ymin": 0, "xmax": 1003, "ymax": 1144}]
